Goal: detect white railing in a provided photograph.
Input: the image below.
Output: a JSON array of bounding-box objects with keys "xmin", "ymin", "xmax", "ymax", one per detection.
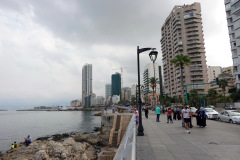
[{"xmin": 113, "ymin": 114, "xmax": 136, "ymax": 160}]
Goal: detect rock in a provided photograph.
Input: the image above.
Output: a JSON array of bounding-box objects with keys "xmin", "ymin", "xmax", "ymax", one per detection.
[
  {"xmin": 2, "ymin": 136, "xmax": 100, "ymax": 160},
  {"xmin": 35, "ymin": 150, "xmax": 49, "ymax": 160},
  {"xmin": 52, "ymin": 133, "xmax": 70, "ymax": 141},
  {"xmin": 73, "ymin": 134, "xmax": 102, "ymax": 145},
  {"xmin": 93, "ymin": 127, "xmax": 100, "ymax": 132},
  {"xmin": 36, "ymin": 136, "xmax": 50, "ymax": 141},
  {"xmin": 93, "ymin": 112, "xmax": 101, "ymax": 116}
]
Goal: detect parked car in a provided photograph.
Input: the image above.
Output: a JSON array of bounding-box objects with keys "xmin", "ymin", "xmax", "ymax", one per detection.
[
  {"xmin": 224, "ymin": 105, "xmax": 236, "ymax": 110},
  {"xmin": 205, "ymin": 108, "xmax": 219, "ymax": 119},
  {"xmin": 190, "ymin": 107, "xmax": 197, "ymax": 117},
  {"xmin": 217, "ymin": 110, "xmax": 240, "ymax": 124},
  {"xmin": 206, "ymin": 105, "xmax": 215, "ymax": 109}
]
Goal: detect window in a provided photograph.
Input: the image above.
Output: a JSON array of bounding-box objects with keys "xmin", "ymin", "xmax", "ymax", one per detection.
[
  {"xmin": 233, "ymin": 58, "xmax": 238, "ymax": 64},
  {"xmin": 226, "ymin": 3, "xmax": 231, "ymax": 10},
  {"xmin": 232, "ymin": 1, "xmax": 240, "ymax": 10}
]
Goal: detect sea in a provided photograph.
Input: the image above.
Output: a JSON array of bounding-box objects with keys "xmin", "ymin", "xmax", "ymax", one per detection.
[{"xmin": 0, "ymin": 110, "xmax": 101, "ymax": 153}]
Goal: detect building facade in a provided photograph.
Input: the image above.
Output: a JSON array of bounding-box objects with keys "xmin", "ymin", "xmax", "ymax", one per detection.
[
  {"xmin": 143, "ymin": 63, "xmax": 160, "ymax": 97},
  {"xmin": 105, "ymin": 84, "xmax": 112, "ymax": 102},
  {"xmin": 161, "ymin": 2, "xmax": 209, "ymax": 97},
  {"xmin": 207, "ymin": 66, "xmax": 222, "ymax": 82},
  {"xmin": 111, "ymin": 72, "xmax": 121, "ymax": 100},
  {"xmin": 123, "ymin": 87, "xmax": 131, "ymax": 102},
  {"xmin": 224, "ymin": 0, "xmax": 240, "ymax": 91},
  {"xmin": 82, "ymin": 64, "xmax": 92, "ymax": 107}
]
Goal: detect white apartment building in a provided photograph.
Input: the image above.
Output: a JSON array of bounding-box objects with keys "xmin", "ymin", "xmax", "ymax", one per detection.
[
  {"xmin": 105, "ymin": 84, "xmax": 111, "ymax": 102},
  {"xmin": 112, "ymin": 95, "xmax": 120, "ymax": 104},
  {"xmin": 96, "ymin": 96, "xmax": 105, "ymax": 106},
  {"xmin": 143, "ymin": 63, "xmax": 160, "ymax": 96},
  {"xmin": 207, "ymin": 66, "xmax": 222, "ymax": 82},
  {"xmin": 224, "ymin": 0, "xmax": 240, "ymax": 91},
  {"xmin": 161, "ymin": 2, "xmax": 209, "ymax": 97},
  {"xmin": 82, "ymin": 64, "xmax": 92, "ymax": 107}
]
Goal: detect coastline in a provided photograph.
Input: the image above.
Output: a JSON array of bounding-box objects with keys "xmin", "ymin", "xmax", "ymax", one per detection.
[{"xmin": 16, "ymin": 107, "xmax": 104, "ymax": 111}]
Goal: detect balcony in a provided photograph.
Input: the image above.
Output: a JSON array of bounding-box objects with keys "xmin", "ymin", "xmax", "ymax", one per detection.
[
  {"xmin": 185, "ymin": 23, "xmax": 199, "ymax": 28},
  {"xmin": 190, "ymin": 66, "xmax": 203, "ymax": 71},
  {"xmin": 187, "ymin": 48, "xmax": 204, "ymax": 54},
  {"xmin": 191, "ymin": 77, "xmax": 204, "ymax": 81},
  {"xmin": 188, "ymin": 53, "xmax": 201, "ymax": 58},
  {"xmin": 191, "ymin": 72, "xmax": 203, "ymax": 75},
  {"xmin": 187, "ymin": 44, "xmax": 202, "ymax": 49},
  {"xmin": 187, "ymin": 40, "xmax": 201, "ymax": 45},
  {"xmin": 184, "ymin": 18, "xmax": 201, "ymax": 24},
  {"xmin": 186, "ymin": 27, "xmax": 198, "ymax": 32},
  {"xmin": 186, "ymin": 31, "xmax": 199, "ymax": 36}
]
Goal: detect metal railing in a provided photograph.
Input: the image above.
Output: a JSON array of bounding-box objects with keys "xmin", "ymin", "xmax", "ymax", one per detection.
[{"xmin": 113, "ymin": 114, "xmax": 136, "ymax": 160}]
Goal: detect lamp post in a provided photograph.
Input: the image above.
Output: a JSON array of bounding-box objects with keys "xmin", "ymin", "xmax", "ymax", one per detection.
[
  {"xmin": 149, "ymin": 50, "xmax": 158, "ymax": 106},
  {"xmin": 137, "ymin": 46, "xmax": 157, "ymax": 136}
]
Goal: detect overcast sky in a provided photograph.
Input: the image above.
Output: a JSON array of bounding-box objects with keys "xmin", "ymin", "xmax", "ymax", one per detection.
[{"xmin": 0, "ymin": 0, "xmax": 232, "ymax": 109}]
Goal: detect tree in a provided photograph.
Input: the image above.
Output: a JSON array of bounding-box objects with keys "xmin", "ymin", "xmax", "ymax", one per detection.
[
  {"xmin": 149, "ymin": 77, "xmax": 159, "ymax": 105},
  {"xmin": 218, "ymin": 79, "xmax": 228, "ymax": 107},
  {"xmin": 170, "ymin": 54, "xmax": 191, "ymax": 105},
  {"xmin": 189, "ymin": 90, "xmax": 199, "ymax": 107},
  {"xmin": 207, "ymin": 88, "xmax": 217, "ymax": 105}
]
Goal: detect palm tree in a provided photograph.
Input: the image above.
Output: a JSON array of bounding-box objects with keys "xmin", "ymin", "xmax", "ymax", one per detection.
[
  {"xmin": 218, "ymin": 79, "xmax": 228, "ymax": 107},
  {"xmin": 170, "ymin": 54, "xmax": 191, "ymax": 105},
  {"xmin": 207, "ymin": 88, "xmax": 217, "ymax": 105},
  {"xmin": 189, "ymin": 90, "xmax": 199, "ymax": 107},
  {"xmin": 149, "ymin": 77, "xmax": 159, "ymax": 105}
]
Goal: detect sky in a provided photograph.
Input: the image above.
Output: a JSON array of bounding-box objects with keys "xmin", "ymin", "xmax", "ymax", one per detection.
[{"xmin": 0, "ymin": 0, "xmax": 232, "ymax": 109}]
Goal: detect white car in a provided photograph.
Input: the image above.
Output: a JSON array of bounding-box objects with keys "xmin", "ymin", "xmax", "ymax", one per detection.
[
  {"xmin": 205, "ymin": 108, "xmax": 219, "ymax": 119},
  {"xmin": 218, "ymin": 111, "xmax": 240, "ymax": 124}
]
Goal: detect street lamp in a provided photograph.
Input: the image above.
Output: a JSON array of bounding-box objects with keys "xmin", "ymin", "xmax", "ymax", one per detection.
[
  {"xmin": 137, "ymin": 46, "xmax": 157, "ymax": 136},
  {"xmin": 149, "ymin": 50, "xmax": 158, "ymax": 106}
]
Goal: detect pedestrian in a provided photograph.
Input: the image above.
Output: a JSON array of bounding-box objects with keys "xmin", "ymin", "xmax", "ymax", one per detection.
[
  {"xmin": 167, "ymin": 108, "xmax": 173, "ymax": 123},
  {"xmin": 145, "ymin": 107, "xmax": 149, "ymax": 119},
  {"xmin": 176, "ymin": 108, "xmax": 181, "ymax": 120},
  {"xmin": 200, "ymin": 107, "xmax": 207, "ymax": 127},
  {"xmin": 23, "ymin": 135, "xmax": 32, "ymax": 146},
  {"xmin": 181, "ymin": 105, "xmax": 192, "ymax": 134},
  {"xmin": 173, "ymin": 108, "xmax": 177, "ymax": 120},
  {"xmin": 14, "ymin": 141, "xmax": 18, "ymax": 148},
  {"xmin": 11, "ymin": 143, "xmax": 14, "ymax": 149},
  {"xmin": 105, "ymin": 106, "xmax": 108, "ymax": 114},
  {"xmin": 135, "ymin": 109, "xmax": 139, "ymax": 124},
  {"xmin": 196, "ymin": 107, "xmax": 201, "ymax": 126},
  {"xmin": 181, "ymin": 107, "xmax": 185, "ymax": 127},
  {"xmin": 156, "ymin": 106, "xmax": 161, "ymax": 122}
]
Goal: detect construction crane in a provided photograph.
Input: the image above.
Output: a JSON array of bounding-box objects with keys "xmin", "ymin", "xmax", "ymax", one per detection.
[{"xmin": 112, "ymin": 67, "xmax": 127, "ymax": 100}]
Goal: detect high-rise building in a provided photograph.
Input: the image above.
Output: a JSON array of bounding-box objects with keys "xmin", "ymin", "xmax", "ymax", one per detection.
[
  {"xmin": 111, "ymin": 72, "xmax": 121, "ymax": 100},
  {"xmin": 82, "ymin": 64, "xmax": 92, "ymax": 107},
  {"xmin": 207, "ymin": 66, "xmax": 222, "ymax": 82},
  {"xmin": 123, "ymin": 87, "xmax": 131, "ymax": 101},
  {"xmin": 224, "ymin": 0, "xmax": 240, "ymax": 91},
  {"xmin": 161, "ymin": 2, "xmax": 208, "ymax": 97},
  {"xmin": 143, "ymin": 63, "xmax": 160, "ymax": 96},
  {"xmin": 105, "ymin": 84, "xmax": 112, "ymax": 102},
  {"xmin": 131, "ymin": 84, "xmax": 136, "ymax": 98}
]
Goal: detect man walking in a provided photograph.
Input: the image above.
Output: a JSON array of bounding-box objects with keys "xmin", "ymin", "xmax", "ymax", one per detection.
[
  {"xmin": 167, "ymin": 108, "xmax": 173, "ymax": 123},
  {"xmin": 156, "ymin": 106, "xmax": 161, "ymax": 122},
  {"xmin": 181, "ymin": 105, "xmax": 192, "ymax": 134}
]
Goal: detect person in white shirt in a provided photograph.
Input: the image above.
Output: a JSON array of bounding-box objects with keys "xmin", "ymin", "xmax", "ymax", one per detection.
[{"xmin": 181, "ymin": 105, "xmax": 192, "ymax": 134}]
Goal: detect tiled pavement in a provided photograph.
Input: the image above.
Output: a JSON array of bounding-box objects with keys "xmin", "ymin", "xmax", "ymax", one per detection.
[{"xmin": 136, "ymin": 111, "xmax": 240, "ymax": 160}]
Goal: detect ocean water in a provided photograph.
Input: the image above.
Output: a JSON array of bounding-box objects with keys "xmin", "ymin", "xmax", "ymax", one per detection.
[{"xmin": 0, "ymin": 111, "xmax": 101, "ymax": 153}]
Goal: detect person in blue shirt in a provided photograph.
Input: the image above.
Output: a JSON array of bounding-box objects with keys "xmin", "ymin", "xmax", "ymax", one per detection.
[
  {"xmin": 24, "ymin": 135, "xmax": 32, "ymax": 146},
  {"xmin": 156, "ymin": 106, "xmax": 161, "ymax": 122}
]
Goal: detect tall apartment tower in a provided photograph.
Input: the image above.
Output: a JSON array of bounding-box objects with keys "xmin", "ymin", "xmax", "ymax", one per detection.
[
  {"xmin": 111, "ymin": 72, "xmax": 121, "ymax": 100},
  {"xmin": 82, "ymin": 64, "xmax": 92, "ymax": 107},
  {"xmin": 161, "ymin": 2, "xmax": 208, "ymax": 97},
  {"xmin": 224, "ymin": 0, "xmax": 240, "ymax": 91},
  {"xmin": 207, "ymin": 66, "xmax": 222, "ymax": 82},
  {"xmin": 105, "ymin": 84, "xmax": 112, "ymax": 102},
  {"xmin": 143, "ymin": 63, "xmax": 160, "ymax": 96}
]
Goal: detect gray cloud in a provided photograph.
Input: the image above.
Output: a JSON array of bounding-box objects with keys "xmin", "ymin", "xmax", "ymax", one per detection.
[{"xmin": 0, "ymin": 0, "xmax": 232, "ymax": 108}]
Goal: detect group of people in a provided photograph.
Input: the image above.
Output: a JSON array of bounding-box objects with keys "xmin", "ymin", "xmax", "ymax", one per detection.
[{"xmin": 10, "ymin": 135, "xmax": 32, "ymax": 149}]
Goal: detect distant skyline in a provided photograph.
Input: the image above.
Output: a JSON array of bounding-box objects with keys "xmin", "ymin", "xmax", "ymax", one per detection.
[{"xmin": 0, "ymin": 0, "xmax": 232, "ymax": 109}]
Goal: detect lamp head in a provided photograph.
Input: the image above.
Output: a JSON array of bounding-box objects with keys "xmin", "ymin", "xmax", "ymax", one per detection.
[{"xmin": 149, "ymin": 50, "xmax": 158, "ymax": 62}]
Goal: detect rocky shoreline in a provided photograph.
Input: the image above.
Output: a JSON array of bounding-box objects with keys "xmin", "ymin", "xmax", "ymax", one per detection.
[{"xmin": 0, "ymin": 128, "xmax": 104, "ymax": 160}]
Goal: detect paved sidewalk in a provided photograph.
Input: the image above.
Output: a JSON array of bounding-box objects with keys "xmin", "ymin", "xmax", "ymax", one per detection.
[{"xmin": 137, "ymin": 111, "xmax": 240, "ymax": 160}]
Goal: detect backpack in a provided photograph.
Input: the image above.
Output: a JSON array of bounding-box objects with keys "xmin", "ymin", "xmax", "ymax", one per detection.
[{"xmin": 201, "ymin": 110, "xmax": 206, "ymax": 118}]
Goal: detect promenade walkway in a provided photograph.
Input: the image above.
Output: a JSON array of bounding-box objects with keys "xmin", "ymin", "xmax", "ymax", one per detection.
[{"xmin": 136, "ymin": 111, "xmax": 240, "ymax": 160}]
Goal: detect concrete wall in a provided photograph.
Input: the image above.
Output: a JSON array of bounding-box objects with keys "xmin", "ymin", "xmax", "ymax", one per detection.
[{"xmin": 100, "ymin": 114, "xmax": 115, "ymax": 145}]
